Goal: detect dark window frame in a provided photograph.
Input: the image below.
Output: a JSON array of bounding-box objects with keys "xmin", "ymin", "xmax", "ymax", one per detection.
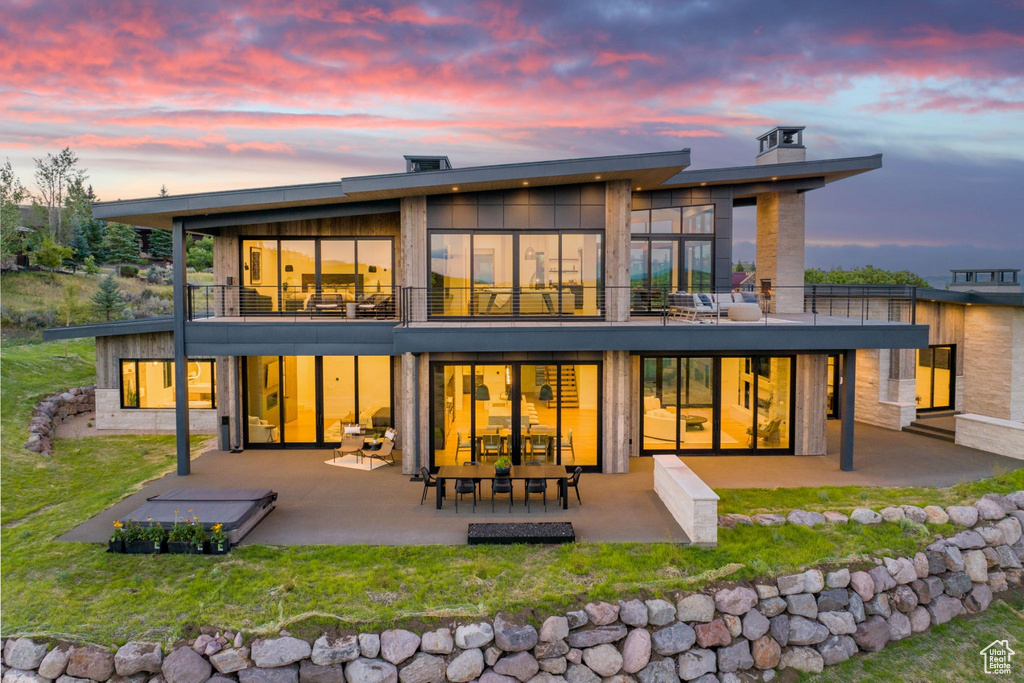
[
  {"xmin": 426, "ymin": 229, "xmax": 606, "ymax": 319},
  {"xmin": 639, "ymin": 353, "xmax": 796, "ymax": 455},
  {"xmin": 119, "ymin": 359, "xmax": 217, "ymax": 410}
]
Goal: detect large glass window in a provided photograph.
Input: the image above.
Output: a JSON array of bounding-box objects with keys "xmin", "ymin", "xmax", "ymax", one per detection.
[
  {"xmin": 641, "ymin": 355, "xmax": 792, "ymax": 454},
  {"xmin": 245, "ymin": 355, "xmax": 393, "ymax": 446},
  {"xmin": 240, "ymin": 238, "xmax": 393, "ymax": 314},
  {"xmin": 630, "ymin": 206, "xmax": 714, "ymax": 311},
  {"xmin": 431, "ymin": 362, "xmax": 600, "ymax": 470},
  {"xmin": 428, "ymin": 232, "xmax": 603, "ymax": 317},
  {"xmin": 120, "ymin": 360, "xmax": 215, "ymax": 409}
]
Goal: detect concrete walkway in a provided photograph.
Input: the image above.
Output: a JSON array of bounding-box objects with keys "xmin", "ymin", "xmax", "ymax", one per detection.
[{"xmin": 682, "ymin": 421, "xmax": 1023, "ymax": 489}]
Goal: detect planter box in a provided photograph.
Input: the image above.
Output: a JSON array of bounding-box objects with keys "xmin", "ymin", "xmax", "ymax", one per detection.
[
  {"xmin": 167, "ymin": 541, "xmax": 205, "ymax": 555},
  {"xmin": 125, "ymin": 539, "xmax": 164, "ymax": 554},
  {"xmin": 207, "ymin": 540, "xmax": 230, "ymax": 555},
  {"xmin": 108, "ymin": 540, "xmax": 125, "ymax": 554}
]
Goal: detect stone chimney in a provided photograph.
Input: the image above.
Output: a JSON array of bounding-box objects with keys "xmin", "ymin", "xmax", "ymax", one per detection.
[
  {"xmin": 756, "ymin": 126, "xmax": 805, "ymax": 165},
  {"xmin": 755, "ymin": 126, "xmax": 807, "ymax": 313}
]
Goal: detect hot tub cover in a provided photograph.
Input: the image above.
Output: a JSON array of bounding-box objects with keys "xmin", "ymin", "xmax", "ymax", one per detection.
[{"xmin": 121, "ymin": 488, "xmax": 277, "ymax": 544}]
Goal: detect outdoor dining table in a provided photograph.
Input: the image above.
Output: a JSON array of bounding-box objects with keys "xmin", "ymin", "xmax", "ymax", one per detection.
[{"xmin": 434, "ymin": 464, "xmax": 569, "ymax": 510}]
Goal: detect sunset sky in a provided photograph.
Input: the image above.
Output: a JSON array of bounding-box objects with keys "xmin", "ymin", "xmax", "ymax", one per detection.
[{"xmin": 2, "ymin": 0, "xmax": 1022, "ymax": 275}]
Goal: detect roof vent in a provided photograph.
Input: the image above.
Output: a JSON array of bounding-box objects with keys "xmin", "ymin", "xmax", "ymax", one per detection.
[{"xmin": 404, "ymin": 155, "xmax": 452, "ymax": 173}]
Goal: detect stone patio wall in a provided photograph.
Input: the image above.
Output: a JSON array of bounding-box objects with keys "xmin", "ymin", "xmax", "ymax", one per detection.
[{"xmin": 2, "ymin": 491, "xmax": 1022, "ymax": 683}]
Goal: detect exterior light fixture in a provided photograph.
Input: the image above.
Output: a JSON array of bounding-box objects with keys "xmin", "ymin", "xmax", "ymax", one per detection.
[
  {"xmin": 452, "ymin": 186, "xmax": 459, "ymax": 191},
  {"xmin": 700, "ymin": 182, "xmax": 706, "ymax": 186},
  {"xmin": 523, "ymin": 181, "xmax": 529, "ymax": 186},
  {"xmin": 771, "ymin": 176, "xmax": 778, "ymax": 181},
  {"xmin": 595, "ymin": 175, "xmax": 602, "ymax": 180}
]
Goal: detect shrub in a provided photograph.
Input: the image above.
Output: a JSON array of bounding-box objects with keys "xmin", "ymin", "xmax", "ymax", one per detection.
[
  {"xmin": 118, "ymin": 264, "xmax": 140, "ymax": 278},
  {"xmin": 145, "ymin": 265, "xmax": 169, "ymax": 284},
  {"xmin": 83, "ymin": 255, "xmax": 100, "ymax": 274}
]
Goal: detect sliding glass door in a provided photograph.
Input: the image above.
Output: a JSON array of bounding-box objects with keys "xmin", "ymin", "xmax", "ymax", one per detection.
[
  {"xmin": 917, "ymin": 345, "xmax": 954, "ymax": 411},
  {"xmin": 641, "ymin": 355, "xmax": 793, "ymax": 454},
  {"xmin": 430, "ymin": 362, "xmax": 600, "ymax": 470},
  {"xmin": 244, "ymin": 355, "xmax": 393, "ymax": 447}
]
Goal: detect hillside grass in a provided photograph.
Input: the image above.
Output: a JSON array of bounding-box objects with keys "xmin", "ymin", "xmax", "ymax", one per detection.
[{"xmin": 2, "ymin": 339, "xmax": 1022, "ymax": 669}]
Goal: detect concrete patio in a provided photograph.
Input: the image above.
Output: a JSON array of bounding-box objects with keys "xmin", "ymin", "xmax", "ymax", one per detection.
[
  {"xmin": 61, "ymin": 451, "xmax": 690, "ymax": 546},
  {"xmin": 60, "ymin": 421, "xmax": 1023, "ymax": 548}
]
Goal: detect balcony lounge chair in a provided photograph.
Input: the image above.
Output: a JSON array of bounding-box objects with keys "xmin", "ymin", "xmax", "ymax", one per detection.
[
  {"xmin": 357, "ymin": 292, "xmax": 395, "ymax": 319},
  {"xmin": 668, "ymin": 292, "xmax": 718, "ymax": 323}
]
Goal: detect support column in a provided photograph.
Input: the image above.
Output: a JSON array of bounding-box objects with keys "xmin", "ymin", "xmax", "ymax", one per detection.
[
  {"xmin": 400, "ymin": 351, "xmax": 420, "ymax": 475},
  {"xmin": 400, "ymin": 196, "xmax": 427, "ymax": 320},
  {"xmin": 794, "ymin": 354, "xmax": 828, "ymax": 455},
  {"xmin": 755, "ymin": 191, "xmax": 805, "ymax": 314},
  {"xmin": 840, "ymin": 349, "xmax": 856, "ymax": 472},
  {"xmin": 604, "ymin": 180, "xmax": 631, "ymax": 322},
  {"xmin": 602, "ymin": 350, "xmax": 631, "ymax": 472},
  {"xmin": 172, "ymin": 218, "xmax": 191, "ymax": 475}
]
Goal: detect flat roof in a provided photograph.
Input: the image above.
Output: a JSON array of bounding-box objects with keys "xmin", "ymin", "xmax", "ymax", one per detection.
[
  {"xmin": 42, "ymin": 317, "xmax": 175, "ymax": 341},
  {"xmin": 94, "ymin": 149, "xmax": 692, "ymax": 230}
]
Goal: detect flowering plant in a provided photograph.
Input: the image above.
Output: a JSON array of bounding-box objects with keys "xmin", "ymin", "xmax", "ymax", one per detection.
[
  {"xmin": 122, "ymin": 518, "xmax": 146, "ymax": 542},
  {"xmin": 209, "ymin": 523, "xmax": 227, "ymax": 544},
  {"xmin": 110, "ymin": 520, "xmax": 127, "ymax": 543},
  {"xmin": 143, "ymin": 518, "xmax": 166, "ymax": 542}
]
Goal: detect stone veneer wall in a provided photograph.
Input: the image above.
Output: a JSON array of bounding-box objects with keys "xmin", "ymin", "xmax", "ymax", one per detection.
[
  {"xmin": 24, "ymin": 386, "xmax": 95, "ymax": 456},
  {"xmin": 2, "ymin": 492, "xmax": 1022, "ymax": 683}
]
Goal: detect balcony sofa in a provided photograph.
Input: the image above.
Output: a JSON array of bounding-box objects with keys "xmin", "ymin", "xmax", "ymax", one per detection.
[{"xmin": 668, "ymin": 291, "xmax": 761, "ymax": 321}]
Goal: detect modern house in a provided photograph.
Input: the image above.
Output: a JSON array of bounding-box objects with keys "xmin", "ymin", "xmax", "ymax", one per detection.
[
  {"xmin": 44, "ymin": 127, "xmax": 935, "ymax": 476},
  {"xmin": 856, "ymin": 268, "xmax": 1023, "ymax": 458}
]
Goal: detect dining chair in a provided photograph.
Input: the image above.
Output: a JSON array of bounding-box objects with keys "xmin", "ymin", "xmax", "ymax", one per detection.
[
  {"xmin": 559, "ymin": 429, "xmax": 575, "ymax": 464},
  {"xmin": 480, "ymin": 433, "xmax": 502, "ymax": 460},
  {"xmin": 419, "ymin": 466, "xmax": 442, "ymax": 505},
  {"xmin": 454, "ymin": 476, "xmax": 476, "ymax": 512},
  {"xmin": 562, "ymin": 466, "xmax": 583, "ymax": 506},
  {"xmin": 455, "ymin": 431, "xmax": 473, "ymax": 462},
  {"xmin": 491, "ymin": 475, "xmax": 513, "ymax": 512},
  {"xmin": 524, "ymin": 460, "xmax": 547, "ymax": 512},
  {"xmin": 463, "ymin": 461, "xmax": 483, "ymax": 497},
  {"xmin": 529, "ymin": 433, "xmax": 550, "ymax": 461}
]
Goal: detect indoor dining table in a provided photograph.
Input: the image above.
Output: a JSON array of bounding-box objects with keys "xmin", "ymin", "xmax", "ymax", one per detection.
[{"xmin": 435, "ymin": 464, "xmax": 569, "ymax": 510}]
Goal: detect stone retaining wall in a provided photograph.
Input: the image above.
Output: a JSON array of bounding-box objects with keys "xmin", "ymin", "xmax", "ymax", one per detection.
[
  {"xmin": 24, "ymin": 385, "xmax": 95, "ymax": 457},
  {"xmin": 2, "ymin": 490, "xmax": 1022, "ymax": 683}
]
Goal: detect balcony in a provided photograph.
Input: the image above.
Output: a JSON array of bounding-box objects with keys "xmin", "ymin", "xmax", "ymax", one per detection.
[{"xmin": 187, "ymin": 284, "xmax": 918, "ymax": 327}]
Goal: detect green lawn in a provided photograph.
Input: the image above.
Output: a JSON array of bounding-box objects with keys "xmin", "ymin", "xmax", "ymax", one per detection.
[
  {"xmin": 2, "ymin": 339, "xmax": 1022, "ymax": 664},
  {"xmin": 807, "ymin": 592, "xmax": 1024, "ymax": 682}
]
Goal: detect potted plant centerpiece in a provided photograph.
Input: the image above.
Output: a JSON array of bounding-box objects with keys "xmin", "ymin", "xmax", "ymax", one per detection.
[
  {"xmin": 167, "ymin": 510, "xmax": 191, "ymax": 554},
  {"xmin": 189, "ymin": 516, "xmax": 209, "ymax": 554},
  {"xmin": 494, "ymin": 456, "xmax": 512, "ymax": 476},
  {"xmin": 207, "ymin": 523, "xmax": 229, "ymax": 555},
  {"xmin": 123, "ymin": 518, "xmax": 155, "ymax": 554}
]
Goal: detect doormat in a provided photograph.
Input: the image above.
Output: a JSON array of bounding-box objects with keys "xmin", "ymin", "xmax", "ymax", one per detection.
[
  {"xmin": 324, "ymin": 455, "xmax": 388, "ymax": 471},
  {"xmin": 468, "ymin": 522, "xmax": 575, "ymax": 545}
]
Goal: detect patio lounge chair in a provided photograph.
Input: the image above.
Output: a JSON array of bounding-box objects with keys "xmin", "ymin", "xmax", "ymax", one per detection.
[
  {"xmin": 362, "ymin": 428, "xmax": 397, "ymax": 466},
  {"xmin": 357, "ymin": 292, "xmax": 395, "ymax": 318}
]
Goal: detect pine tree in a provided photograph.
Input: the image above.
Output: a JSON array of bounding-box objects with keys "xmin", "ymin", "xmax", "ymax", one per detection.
[
  {"xmin": 68, "ymin": 223, "xmax": 91, "ymax": 270},
  {"xmin": 91, "ymin": 272, "xmax": 126, "ymax": 321},
  {"xmin": 149, "ymin": 228, "xmax": 173, "ymax": 261},
  {"xmin": 102, "ymin": 222, "xmax": 142, "ymax": 264}
]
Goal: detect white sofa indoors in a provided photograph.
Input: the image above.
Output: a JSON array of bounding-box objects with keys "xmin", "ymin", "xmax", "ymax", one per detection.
[{"xmin": 643, "ymin": 397, "xmax": 680, "ymax": 443}]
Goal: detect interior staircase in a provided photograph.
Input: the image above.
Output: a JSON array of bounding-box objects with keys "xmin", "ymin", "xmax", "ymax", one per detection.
[
  {"xmin": 537, "ymin": 365, "xmax": 579, "ymax": 408},
  {"xmin": 903, "ymin": 410, "xmax": 957, "ymax": 442}
]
